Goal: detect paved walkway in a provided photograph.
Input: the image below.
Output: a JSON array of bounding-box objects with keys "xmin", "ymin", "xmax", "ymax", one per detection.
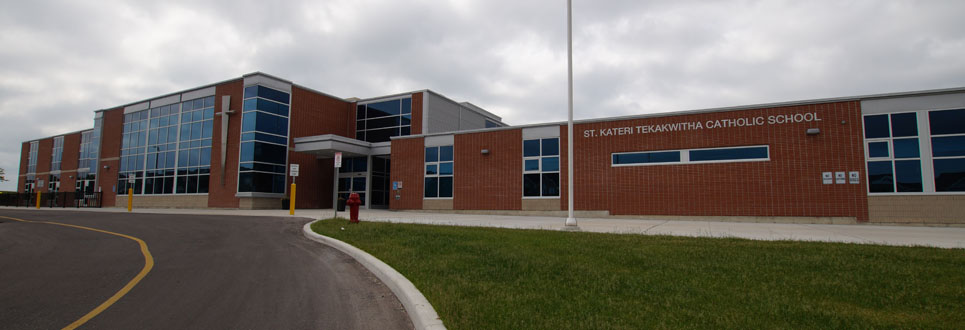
[{"xmin": 5, "ymin": 206, "xmax": 964, "ymax": 249}]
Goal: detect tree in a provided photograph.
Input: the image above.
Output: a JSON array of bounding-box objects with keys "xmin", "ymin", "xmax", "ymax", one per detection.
[{"xmin": 0, "ymin": 167, "xmax": 5, "ymax": 182}]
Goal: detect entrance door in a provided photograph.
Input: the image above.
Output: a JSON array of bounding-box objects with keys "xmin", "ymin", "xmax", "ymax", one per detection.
[
  {"xmin": 369, "ymin": 156, "xmax": 391, "ymax": 209},
  {"xmin": 338, "ymin": 156, "xmax": 368, "ymax": 206}
]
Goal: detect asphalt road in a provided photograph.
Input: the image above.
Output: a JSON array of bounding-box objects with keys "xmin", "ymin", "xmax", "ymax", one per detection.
[{"xmin": 0, "ymin": 209, "xmax": 413, "ymax": 330}]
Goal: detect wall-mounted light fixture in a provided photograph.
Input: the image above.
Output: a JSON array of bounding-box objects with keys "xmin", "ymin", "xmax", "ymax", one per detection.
[
  {"xmin": 806, "ymin": 128, "xmax": 821, "ymax": 135},
  {"xmin": 481, "ymin": 149, "xmax": 490, "ymax": 155},
  {"xmin": 103, "ymin": 165, "xmax": 110, "ymax": 169}
]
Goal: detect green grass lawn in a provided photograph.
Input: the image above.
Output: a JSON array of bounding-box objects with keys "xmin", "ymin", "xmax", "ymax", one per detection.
[{"xmin": 311, "ymin": 219, "xmax": 964, "ymax": 329}]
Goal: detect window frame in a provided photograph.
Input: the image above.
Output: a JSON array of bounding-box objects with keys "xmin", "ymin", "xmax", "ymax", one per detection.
[
  {"xmin": 928, "ymin": 108, "xmax": 965, "ymax": 193},
  {"xmin": 237, "ymin": 84, "xmax": 291, "ymax": 195},
  {"xmin": 424, "ymin": 145, "xmax": 454, "ymax": 199},
  {"xmin": 522, "ymin": 138, "xmax": 561, "ymax": 198},
  {"xmin": 611, "ymin": 145, "xmax": 770, "ymax": 167}
]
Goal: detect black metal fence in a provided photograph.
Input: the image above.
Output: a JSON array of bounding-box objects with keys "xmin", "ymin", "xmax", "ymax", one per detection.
[{"xmin": 0, "ymin": 192, "xmax": 103, "ymax": 208}]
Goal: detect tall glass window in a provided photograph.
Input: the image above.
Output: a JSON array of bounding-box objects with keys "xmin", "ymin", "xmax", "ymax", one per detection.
[
  {"xmin": 424, "ymin": 146, "xmax": 453, "ymax": 198},
  {"xmin": 239, "ymin": 85, "xmax": 290, "ymax": 194},
  {"xmin": 51, "ymin": 136, "xmax": 64, "ymax": 172},
  {"xmin": 119, "ymin": 110, "xmax": 149, "ymax": 194},
  {"xmin": 523, "ymin": 138, "xmax": 560, "ymax": 197},
  {"xmin": 930, "ymin": 109, "xmax": 965, "ymax": 192},
  {"xmin": 27, "ymin": 141, "xmax": 38, "ymax": 174},
  {"xmin": 863, "ymin": 113, "xmax": 923, "ymax": 193},
  {"xmin": 118, "ymin": 96, "xmax": 214, "ymax": 195},
  {"xmin": 176, "ymin": 97, "xmax": 214, "ymax": 194},
  {"xmin": 356, "ymin": 98, "xmax": 412, "ymax": 143}
]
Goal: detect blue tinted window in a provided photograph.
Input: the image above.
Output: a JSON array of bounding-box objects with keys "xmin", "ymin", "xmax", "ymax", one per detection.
[
  {"xmin": 242, "ymin": 112, "xmax": 288, "ymax": 136},
  {"xmin": 932, "ymin": 136, "xmax": 965, "ymax": 157},
  {"xmin": 890, "ymin": 113, "xmax": 917, "ymax": 137},
  {"xmin": 929, "ymin": 109, "xmax": 965, "ymax": 135},
  {"xmin": 690, "ymin": 147, "xmax": 768, "ymax": 162},
  {"xmin": 244, "ymin": 85, "xmax": 290, "ymax": 104},
  {"xmin": 425, "ymin": 164, "xmax": 437, "ymax": 175},
  {"xmin": 486, "ymin": 120, "xmax": 499, "ymax": 128},
  {"xmin": 367, "ymin": 100, "xmax": 401, "ymax": 118},
  {"xmin": 425, "ymin": 147, "xmax": 438, "ymax": 162},
  {"xmin": 523, "ymin": 140, "xmax": 540, "ymax": 157},
  {"xmin": 867, "ymin": 161, "xmax": 894, "ymax": 193},
  {"xmin": 934, "ymin": 158, "xmax": 965, "ymax": 192},
  {"xmin": 525, "ymin": 159, "xmax": 539, "ymax": 171},
  {"xmin": 424, "ymin": 177, "xmax": 438, "ymax": 198},
  {"xmin": 243, "ymin": 98, "xmax": 289, "ymax": 116},
  {"xmin": 542, "ymin": 173, "xmax": 560, "ymax": 196},
  {"xmin": 868, "ymin": 142, "xmax": 889, "ymax": 158},
  {"xmin": 894, "ymin": 160, "xmax": 923, "ymax": 192},
  {"xmin": 523, "ymin": 174, "xmax": 540, "ymax": 197},
  {"xmin": 240, "ymin": 141, "xmax": 287, "ymax": 164},
  {"xmin": 439, "ymin": 162, "xmax": 453, "ymax": 175},
  {"xmin": 864, "ymin": 115, "xmax": 890, "ymax": 138},
  {"xmin": 439, "ymin": 146, "xmax": 454, "ymax": 162},
  {"xmin": 542, "ymin": 157, "xmax": 559, "ymax": 172},
  {"xmin": 439, "ymin": 177, "xmax": 453, "ymax": 198},
  {"xmin": 367, "ymin": 116, "xmax": 400, "ymax": 129},
  {"xmin": 356, "ymin": 105, "xmax": 366, "ymax": 120},
  {"xmin": 401, "ymin": 98, "xmax": 411, "ymax": 114},
  {"xmin": 613, "ymin": 151, "xmax": 681, "ymax": 165},
  {"xmin": 238, "ymin": 172, "xmax": 286, "ymax": 193},
  {"xmin": 892, "ymin": 139, "xmax": 919, "ymax": 159},
  {"xmin": 542, "ymin": 138, "xmax": 559, "ymax": 156}
]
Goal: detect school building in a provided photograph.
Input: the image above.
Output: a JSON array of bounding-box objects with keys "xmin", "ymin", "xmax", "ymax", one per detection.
[{"xmin": 17, "ymin": 72, "xmax": 965, "ymax": 225}]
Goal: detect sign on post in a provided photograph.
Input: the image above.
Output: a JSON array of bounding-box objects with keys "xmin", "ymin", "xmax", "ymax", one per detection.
[
  {"xmin": 335, "ymin": 152, "xmax": 342, "ymax": 168},
  {"xmin": 290, "ymin": 164, "xmax": 299, "ymax": 177}
]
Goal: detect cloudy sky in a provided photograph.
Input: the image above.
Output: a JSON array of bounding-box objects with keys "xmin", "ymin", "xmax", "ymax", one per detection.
[{"xmin": 2, "ymin": 0, "xmax": 964, "ymax": 190}]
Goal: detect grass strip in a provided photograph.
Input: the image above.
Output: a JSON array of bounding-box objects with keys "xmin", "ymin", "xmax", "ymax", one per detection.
[{"xmin": 311, "ymin": 219, "xmax": 964, "ymax": 329}]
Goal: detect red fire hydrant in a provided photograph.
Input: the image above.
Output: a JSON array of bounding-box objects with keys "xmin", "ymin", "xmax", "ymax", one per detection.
[{"xmin": 346, "ymin": 193, "xmax": 361, "ymax": 223}]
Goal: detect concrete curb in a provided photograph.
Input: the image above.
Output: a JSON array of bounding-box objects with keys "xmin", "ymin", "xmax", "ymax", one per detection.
[{"xmin": 302, "ymin": 220, "xmax": 446, "ymax": 330}]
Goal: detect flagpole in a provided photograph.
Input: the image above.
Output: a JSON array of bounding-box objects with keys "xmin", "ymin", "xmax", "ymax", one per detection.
[{"xmin": 564, "ymin": 0, "xmax": 578, "ymax": 229}]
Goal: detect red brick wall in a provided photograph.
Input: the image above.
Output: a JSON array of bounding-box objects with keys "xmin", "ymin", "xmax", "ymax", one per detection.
[
  {"xmin": 208, "ymin": 79, "xmax": 244, "ymax": 208},
  {"xmin": 35, "ymin": 138, "xmax": 53, "ymax": 192},
  {"xmin": 17, "ymin": 142, "xmax": 29, "ymax": 192},
  {"xmin": 394, "ymin": 100, "xmax": 868, "ymax": 221},
  {"xmin": 454, "ymin": 130, "xmax": 522, "ymax": 210},
  {"xmin": 288, "ymin": 85, "xmax": 354, "ymax": 208},
  {"xmin": 411, "ymin": 92, "xmax": 423, "ymax": 135},
  {"xmin": 571, "ymin": 101, "xmax": 867, "ymax": 220},
  {"xmin": 97, "ymin": 108, "xmax": 123, "ymax": 206},
  {"xmin": 390, "ymin": 137, "xmax": 425, "ymax": 209},
  {"xmin": 61, "ymin": 132, "xmax": 81, "ymax": 192}
]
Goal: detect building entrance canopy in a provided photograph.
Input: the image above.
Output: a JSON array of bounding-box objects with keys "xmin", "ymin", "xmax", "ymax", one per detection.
[{"xmin": 293, "ymin": 134, "xmax": 391, "ymax": 158}]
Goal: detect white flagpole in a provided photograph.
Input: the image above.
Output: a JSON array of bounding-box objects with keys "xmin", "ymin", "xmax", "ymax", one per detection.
[{"xmin": 565, "ymin": 0, "xmax": 578, "ymax": 229}]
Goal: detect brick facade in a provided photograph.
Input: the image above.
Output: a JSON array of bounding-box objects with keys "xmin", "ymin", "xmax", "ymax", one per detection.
[
  {"xmin": 286, "ymin": 85, "xmax": 355, "ymax": 209},
  {"xmin": 389, "ymin": 137, "xmax": 425, "ymax": 209},
  {"xmin": 453, "ymin": 129, "xmax": 523, "ymax": 210},
  {"xmin": 570, "ymin": 101, "xmax": 868, "ymax": 220},
  {"xmin": 394, "ymin": 100, "xmax": 869, "ymax": 221},
  {"xmin": 207, "ymin": 79, "xmax": 243, "ymax": 208},
  {"xmin": 97, "ymin": 108, "xmax": 124, "ymax": 206}
]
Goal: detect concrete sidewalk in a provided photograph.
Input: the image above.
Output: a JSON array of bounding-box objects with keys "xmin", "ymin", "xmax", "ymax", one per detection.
[{"xmin": 5, "ymin": 206, "xmax": 964, "ymax": 249}]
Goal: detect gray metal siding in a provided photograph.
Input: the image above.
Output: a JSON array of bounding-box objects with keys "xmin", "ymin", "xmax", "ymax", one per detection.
[
  {"xmin": 426, "ymin": 92, "xmax": 493, "ymax": 133},
  {"xmin": 426, "ymin": 93, "xmax": 461, "ymax": 133}
]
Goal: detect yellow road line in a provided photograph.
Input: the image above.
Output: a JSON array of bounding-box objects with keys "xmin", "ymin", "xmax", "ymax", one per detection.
[{"xmin": 0, "ymin": 215, "xmax": 154, "ymax": 330}]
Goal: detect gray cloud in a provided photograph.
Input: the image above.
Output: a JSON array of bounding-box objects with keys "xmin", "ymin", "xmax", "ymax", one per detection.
[{"xmin": 2, "ymin": 0, "xmax": 964, "ymax": 190}]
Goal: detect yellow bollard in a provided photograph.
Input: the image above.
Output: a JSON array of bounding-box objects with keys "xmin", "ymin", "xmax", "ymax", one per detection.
[
  {"xmin": 36, "ymin": 190, "xmax": 41, "ymax": 209},
  {"xmin": 289, "ymin": 183, "xmax": 296, "ymax": 215},
  {"xmin": 128, "ymin": 188, "xmax": 133, "ymax": 212}
]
